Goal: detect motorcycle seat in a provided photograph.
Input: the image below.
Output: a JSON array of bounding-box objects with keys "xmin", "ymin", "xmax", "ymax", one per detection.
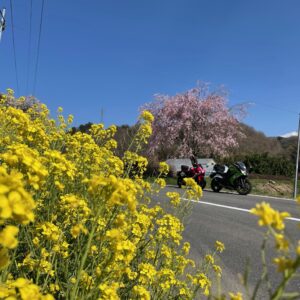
[
  {"xmin": 180, "ymin": 165, "xmax": 190, "ymax": 172},
  {"xmin": 213, "ymin": 164, "xmax": 228, "ymax": 174}
]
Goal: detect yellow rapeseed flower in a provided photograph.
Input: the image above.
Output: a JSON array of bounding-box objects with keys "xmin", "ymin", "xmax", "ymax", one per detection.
[
  {"xmin": 10, "ymin": 278, "xmax": 54, "ymax": 300},
  {"xmin": 182, "ymin": 242, "xmax": 190, "ymax": 255},
  {"xmin": 140, "ymin": 110, "xmax": 154, "ymax": 123},
  {"xmin": 215, "ymin": 240, "xmax": 225, "ymax": 253},
  {"xmin": 132, "ymin": 285, "xmax": 151, "ymax": 300},
  {"xmin": 229, "ymin": 292, "xmax": 243, "ymax": 300},
  {"xmin": 0, "ymin": 225, "xmax": 19, "ymax": 249},
  {"xmin": 194, "ymin": 273, "xmax": 211, "ymax": 296},
  {"xmin": 166, "ymin": 191, "xmax": 180, "ymax": 207},
  {"xmin": 273, "ymin": 256, "xmax": 294, "ymax": 272},
  {"xmin": 213, "ymin": 264, "xmax": 222, "ymax": 277},
  {"xmin": 184, "ymin": 177, "xmax": 203, "ymax": 199},
  {"xmin": 205, "ymin": 254, "xmax": 214, "ymax": 265},
  {"xmin": 98, "ymin": 282, "xmax": 121, "ymax": 300},
  {"xmin": 250, "ymin": 202, "xmax": 290, "ymax": 230},
  {"xmin": 158, "ymin": 161, "xmax": 169, "ymax": 176},
  {"xmin": 274, "ymin": 233, "xmax": 289, "ymax": 252},
  {"xmin": 138, "ymin": 263, "xmax": 157, "ymax": 284}
]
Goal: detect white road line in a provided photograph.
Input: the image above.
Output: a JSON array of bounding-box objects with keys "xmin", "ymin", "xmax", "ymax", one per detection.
[
  {"xmin": 248, "ymin": 194, "xmax": 295, "ymax": 202},
  {"xmin": 181, "ymin": 197, "xmax": 300, "ymax": 222},
  {"xmin": 166, "ymin": 185, "xmax": 296, "ymax": 202}
]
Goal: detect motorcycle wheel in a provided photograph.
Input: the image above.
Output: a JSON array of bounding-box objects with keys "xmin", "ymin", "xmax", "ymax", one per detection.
[
  {"xmin": 236, "ymin": 178, "xmax": 252, "ymax": 195},
  {"xmin": 177, "ymin": 177, "xmax": 184, "ymax": 188},
  {"xmin": 211, "ymin": 178, "xmax": 222, "ymax": 192}
]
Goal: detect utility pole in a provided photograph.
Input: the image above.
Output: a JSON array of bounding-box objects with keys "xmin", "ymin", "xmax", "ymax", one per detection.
[
  {"xmin": 294, "ymin": 113, "xmax": 300, "ymax": 199},
  {"xmin": 0, "ymin": 7, "xmax": 6, "ymax": 42}
]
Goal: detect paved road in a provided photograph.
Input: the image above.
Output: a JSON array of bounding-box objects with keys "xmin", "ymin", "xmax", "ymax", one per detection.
[{"xmin": 155, "ymin": 186, "xmax": 300, "ymax": 298}]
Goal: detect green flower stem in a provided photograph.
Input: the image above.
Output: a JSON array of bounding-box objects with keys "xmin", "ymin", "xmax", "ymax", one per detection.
[
  {"xmin": 271, "ymin": 256, "xmax": 300, "ymax": 300},
  {"xmin": 70, "ymin": 206, "xmax": 102, "ymax": 299}
]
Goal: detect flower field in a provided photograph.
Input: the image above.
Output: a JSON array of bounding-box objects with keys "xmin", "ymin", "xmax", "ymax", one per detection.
[{"xmin": 0, "ymin": 89, "xmax": 299, "ymax": 300}]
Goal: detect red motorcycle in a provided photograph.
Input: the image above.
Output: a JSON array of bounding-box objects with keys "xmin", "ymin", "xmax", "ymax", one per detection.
[{"xmin": 177, "ymin": 157, "xmax": 206, "ymax": 189}]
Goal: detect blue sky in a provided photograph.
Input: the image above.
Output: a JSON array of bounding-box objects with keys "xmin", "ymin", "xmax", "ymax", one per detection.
[{"xmin": 0, "ymin": 0, "xmax": 300, "ymax": 136}]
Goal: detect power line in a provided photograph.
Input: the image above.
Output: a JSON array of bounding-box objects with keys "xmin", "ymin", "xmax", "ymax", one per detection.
[
  {"xmin": 9, "ymin": 0, "xmax": 19, "ymax": 95},
  {"xmin": 25, "ymin": 0, "xmax": 33, "ymax": 95},
  {"xmin": 32, "ymin": 0, "xmax": 45, "ymax": 96}
]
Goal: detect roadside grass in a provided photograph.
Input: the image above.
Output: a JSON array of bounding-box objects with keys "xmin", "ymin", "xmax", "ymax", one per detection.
[
  {"xmin": 250, "ymin": 178, "xmax": 297, "ymax": 198},
  {"xmin": 145, "ymin": 175, "xmax": 300, "ymax": 199}
]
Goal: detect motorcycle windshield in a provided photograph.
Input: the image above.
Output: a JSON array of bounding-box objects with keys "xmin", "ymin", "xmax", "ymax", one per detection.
[{"xmin": 236, "ymin": 162, "xmax": 247, "ymax": 172}]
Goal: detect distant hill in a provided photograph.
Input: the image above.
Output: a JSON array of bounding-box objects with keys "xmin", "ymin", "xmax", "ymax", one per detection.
[
  {"xmin": 235, "ymin": 123, "xmax": 283, "ymax": 155},
  {"xmin": 277, "ymin": 135, "xmax": 298, "ymax": 162},
  {"xmin": 236, "ymin": 123, "xmax": 297, "ymax": 162}
]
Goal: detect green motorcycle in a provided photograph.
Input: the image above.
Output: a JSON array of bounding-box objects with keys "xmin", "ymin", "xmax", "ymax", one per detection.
[{"xmin": 210, "ymin": 162, "xmax": 252, "ymax": 195}]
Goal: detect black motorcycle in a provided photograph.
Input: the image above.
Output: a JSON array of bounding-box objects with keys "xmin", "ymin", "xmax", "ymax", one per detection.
[{"xmin": 210, "ymin": 162, "xmax": 252, "ymax": 195}]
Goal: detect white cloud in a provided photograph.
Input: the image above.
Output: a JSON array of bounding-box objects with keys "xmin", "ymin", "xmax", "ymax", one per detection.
[{"xmin": 280, "ymin": 131, "xmax": 298, "ymax": 138}]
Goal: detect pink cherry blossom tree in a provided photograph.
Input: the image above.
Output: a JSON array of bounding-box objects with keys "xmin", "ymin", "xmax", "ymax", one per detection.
[{"xmin": 143, "ymin": 84, "xmax": 245, "ymax": 159}]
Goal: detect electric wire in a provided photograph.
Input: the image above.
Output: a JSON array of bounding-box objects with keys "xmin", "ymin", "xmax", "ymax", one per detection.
[
  {"xmin": 32, "ymin": 0, "xmax": 45, "ymax": 96},
  {"xmin": 25, "ymin": 0, "xmax": 33, "ymax": 95},
  {"xmin": 9, "ymin": 0, "xmax": 20, "ymax": 95}
]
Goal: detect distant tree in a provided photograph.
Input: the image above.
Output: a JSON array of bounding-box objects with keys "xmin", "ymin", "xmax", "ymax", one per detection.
[
  {"xmin": 114, "ymin": 124, "xmax": 139, "ymax": 157},
  {"xmin": 277, "ymin": 136, "xmax": 299, "ymax": 166},
  {"xmin": 70, "ymin": 123, "xmax": 139, "ymax": 158},
  {"xmin": 71, "ymin": 122, "xmax": 93, "ymax": 134},
  {"xmin": 143, "ymin": 84, "xmax": 244, "ymax": 160},
  {"xmin": 222, "ymin": 152, "xmax": 294, "ymax": 177},
  {"xmin": 236, "ymin": 123, "xmax": 283, "ymax": 155}
]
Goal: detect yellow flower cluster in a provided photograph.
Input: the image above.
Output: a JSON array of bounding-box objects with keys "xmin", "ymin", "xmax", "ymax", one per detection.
[
  {"xmin": 156, "ymin": 214, "xmax": 183, "ymax": 245},
  {"xmin": 166, "ymin": 191, "xmax": 181, "ymax": 207},
  {"xmin": 229, "ymin": 292, "xmax": 243, "ymax": 300},
  {"xmin": 215, "ymin": 240, "xmax": 225, "ymax": 253},
  {"xmin": 158, "ymin": 161, "xmax": 169, "ymax": 176},
  {"xmin": 183, "ymin": 177, "xmax": 203, "ymax": 199},
  {"xmin": 123, "ymin": 151, "xmax": 148, "ymax": 178},
  {"xmin": 0, "ymin": 89, "xmax": 228, "ymax": 299},
  {"xmin": 193, "ymin": 273, "xmax": 211, "ymax": 296},
  {"xmin": 134, "ymin": 110, "xmax": 154, "ymax": 146},
  {"xmin": 250, "ymin": 199, "xmax": 300, "ymax": 289},
  {"xmin": 140, "ymin": 110, "xmax": 154, "ymax": 123},
  {"xmin": 0, "ymin": 277, "xmax": 54, "ymax": 300},
  {"xmin": 0, "ymin": 166, "xmax": 36, "ymax": 224},
  {"xmin": 250, "ymin": 201, "xmax": 290, "ymax": 230},
  {"xmin": 0, "ymin": 226, "xmax": 18, "ymax": 249}
]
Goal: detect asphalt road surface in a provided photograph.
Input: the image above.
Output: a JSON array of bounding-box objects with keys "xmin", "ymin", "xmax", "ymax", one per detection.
[{"xmin": 154, "ymin": 186, "xmax": 300, "ymax": 299}]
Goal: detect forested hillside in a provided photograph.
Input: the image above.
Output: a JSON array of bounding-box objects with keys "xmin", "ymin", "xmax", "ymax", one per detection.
[
  {"xmin": 277, "ymin": 135, "xmax": 298, "ymax": 162},
  {"xmin": 224, "ymin": 123, "xmax": 298, "ymax": 177},
  {"xmin": 235, "ymin": 123, "xmax": 297, "ymax": 161},
  {"xmin": 235, "ymin": 124, "xmax": 283, "ymax": 155}
]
